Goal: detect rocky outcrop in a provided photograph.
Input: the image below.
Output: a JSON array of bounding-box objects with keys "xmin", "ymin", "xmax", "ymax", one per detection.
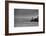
[{"xmin": 30, "ymin": 17, "xmax": 38, "ymax": 22}]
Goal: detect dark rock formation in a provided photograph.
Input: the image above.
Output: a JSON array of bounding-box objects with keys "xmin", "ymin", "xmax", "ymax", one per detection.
[{"xmin": 30, "ymin": 17, "xmax": 38, "ymax": 22}]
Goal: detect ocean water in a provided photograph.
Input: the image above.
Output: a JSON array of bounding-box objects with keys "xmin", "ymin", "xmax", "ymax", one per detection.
[{"xmin": 14, "ymin": 18, "xmax": 38, "ymax": 27}]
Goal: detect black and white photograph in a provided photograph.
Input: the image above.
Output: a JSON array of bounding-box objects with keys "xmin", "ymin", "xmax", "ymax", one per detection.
[{"xmin": 14, "ymin": 9, "xmax": 38, "ymax": 27}]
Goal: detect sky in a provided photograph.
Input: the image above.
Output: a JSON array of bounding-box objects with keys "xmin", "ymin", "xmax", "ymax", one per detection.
[{"xmin": 14, "ymin": 9, "xmax": 38, "ymax": 18}]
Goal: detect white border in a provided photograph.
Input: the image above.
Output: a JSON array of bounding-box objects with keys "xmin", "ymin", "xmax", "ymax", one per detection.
[{"xmin": 9, "ymin": 3, "xmax": 43, "ymax": 33}]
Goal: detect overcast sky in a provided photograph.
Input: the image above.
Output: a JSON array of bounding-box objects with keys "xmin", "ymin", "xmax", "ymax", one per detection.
[{"xmin": 14, "ymin": 9, "xmax": 38, "ymax": 18}]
